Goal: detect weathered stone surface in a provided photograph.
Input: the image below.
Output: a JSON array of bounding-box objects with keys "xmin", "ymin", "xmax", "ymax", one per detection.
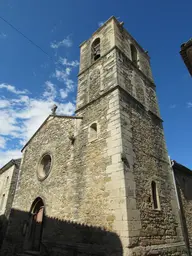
[
  {"xmin": 173, "ymin": 164, "xmax": 192, "ymax": 255},
  {"xmin": 0, "ymin": 16, "xmax": 188, "ymax": 256},
  {"xmin": 0, "ymin": 159, "xmax": 20, "ymax": 248}
]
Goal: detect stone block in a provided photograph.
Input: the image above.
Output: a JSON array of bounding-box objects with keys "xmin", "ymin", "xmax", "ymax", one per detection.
[{"xmin": 112, "ymin": 153, "xmax": 122, "ymax": 164}]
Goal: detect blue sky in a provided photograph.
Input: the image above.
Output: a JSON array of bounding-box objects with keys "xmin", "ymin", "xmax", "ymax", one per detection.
[{"xmin": 0, "ymin": 0, "xmax": 192, "ymax": 168}]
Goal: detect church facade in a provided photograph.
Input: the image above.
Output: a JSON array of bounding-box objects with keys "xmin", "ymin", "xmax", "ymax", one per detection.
[{"xmin": 0, "ymin": 16, "xmax": 191, "ymax": 256}]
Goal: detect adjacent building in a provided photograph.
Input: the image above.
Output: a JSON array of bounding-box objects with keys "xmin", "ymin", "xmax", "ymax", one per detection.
[
  {"xmin": 0, "ymin": 159, "xmax": 21, "ymax": 248},
  {"xmin": 0, "ymin": 16, "xmax": 192, "ymax": 256},
  {"xmin": 180, "ymin": 39, "xmax": 192, "ymax": 76},
  {"xmin": 172, "ymin": 160, "xmax": 192, "ymax": 256}
]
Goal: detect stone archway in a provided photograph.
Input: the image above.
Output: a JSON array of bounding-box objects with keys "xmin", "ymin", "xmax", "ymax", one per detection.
[{"xmin": 24, "ymin": 197, "xmax": 44, "ymax": 252}]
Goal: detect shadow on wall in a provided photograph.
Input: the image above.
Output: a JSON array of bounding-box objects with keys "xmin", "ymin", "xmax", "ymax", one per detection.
[
  {"xmin": 0, "ymin": 214, "xmax": 8, "ymax": 249},
  {"xmin": 1, "ymin": 208, "xmax": 123, "ymax": 256},
  {"xmin": 176, "ymin": 187, "xmax": 191, "ymax": 256}
]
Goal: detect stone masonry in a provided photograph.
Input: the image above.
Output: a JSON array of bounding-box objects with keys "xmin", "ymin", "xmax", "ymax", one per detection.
[
  {"xmin": 173, "ymin": 161, "xmax": 192, "ymax": 255},
  {"xmin": 0, "ymin": 159, "xmax": 21, "ymax": 248},
  {"xmin": 1, "ymin": 16, "xmax": 188, "ymax": 256}
]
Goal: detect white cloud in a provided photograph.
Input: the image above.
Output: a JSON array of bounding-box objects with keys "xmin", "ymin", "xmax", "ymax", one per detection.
[
  {"xmin": 52, "ymin": 56, "xmax": 79, "ymax": 99},
  {"xmin": 11, "ymin": 95, "xmax": 30, "ymax": 105},
  {"xmin": 0, "ymin": 33, "xmax": 7, "ymax": 39},
  {"xmin": 0, "ymin": 149, "xmax": 21, "ymax": 168},
  {"xmin": 53, "ymin": 68, "xmax": 75, "ymax": 98},
  {"xmin": 0, "ymin": 99, "xmax": 10, "ymax": 108},
  {"xmin": 55, "ymin": 57, "xmax": 79, "ymax": 97},
  {"xmin": 187, "ymin": 102, "xmax": 192, "ymax": 108},
  {"xmin": 98, "ymin": 21, "xmax": 104, "ymax": 27},
  {"xmin": 60, "ymin": 89, "xmax": 68, "ymax": 99},
  {"xmin": 0, "ymin": 55, "xmax": 78, "ymax": 167},
  {"xmin": 50, "ymin": 36, "xmax": 72, "ymax": 49},
  {"xmin": 0, "ymin": 109, "xmax": 20, "ymax": 137},
  {"xmin": 59, "ymin": 57, "xmax": 79, "ymax": 67},
  {"xmin": 54, "ymin": 69, "xmax": 68, "ymax": 81},
  {"xmin": 0, "ymin": 96, "xmax": 75, "ymax": 167},
  {"xmin": 57, "ymin": 102, "xmax": 75, "ymax": 115},
  {"xmin": 65, "ymin": 78, "xmax": 74, "ymax": 91},
  {"xmin": 0, "ymin": 136, "xmax": 6, "ymax": 149},
  {"xmin": 43, "ymin": 81, "xmax": 57, "ymax": 100},
  {"xmin": 55, "ymin": 67, "xmax": 73, "ymax": 81},
  {"xmin": 0, "ymin": 83, "xmax": 28, "ymax": 94},
  {"xmin": 0, "ymin": 83, "xmax": 76, "ymax": 167},
  {"xmin": 13, "ymin": 98, "xmax": 75, "ymax": 144}
]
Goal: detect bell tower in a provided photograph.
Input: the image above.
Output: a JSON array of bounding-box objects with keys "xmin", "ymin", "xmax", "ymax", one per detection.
[{"xmin": 76, "ymin": 16, "xmax": 186, "ymax": 255}]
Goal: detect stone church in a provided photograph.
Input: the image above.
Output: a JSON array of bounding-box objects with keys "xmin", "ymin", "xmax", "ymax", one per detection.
[{"xmin": 0, "ymin": 16, "xmax": 192, "ymax": 256}]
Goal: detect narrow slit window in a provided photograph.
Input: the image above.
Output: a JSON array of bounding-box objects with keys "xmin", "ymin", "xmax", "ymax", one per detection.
[
  {"xmin": 90, "ymin": 123, "xmax": 97, "ymax": 140},
  {"xmin": 151, "ymin": 181, "xmax": 160, "ymax": 210},
  {"xmin": 130, "ymin": 44, "xmax": 138, "ymax": 66},
  {"xmin": 91, "ymin": 38, "xmax": 101, "ymax": 62}
]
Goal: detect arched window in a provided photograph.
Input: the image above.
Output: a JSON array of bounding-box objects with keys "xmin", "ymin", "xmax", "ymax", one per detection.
[
  {"xmin": 130, "ymin": 44, "xmax": 138, "ymax": 66},
  {"xmin": 89, "ymin": 123, "xmax": 97, "ymax": 141},
  {"xmin": 91, "ymin": 38, "xmax": 101, "ymax": 62},
  {"xmin": 151, "ymin": 181, "xmax": 160, "ymax": 210}
]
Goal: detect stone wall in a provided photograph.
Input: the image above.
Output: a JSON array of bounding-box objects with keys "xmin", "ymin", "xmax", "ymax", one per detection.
[
  {"xmin": 2, "ymin": 208, "xmax": 123, "ymax": 256},
  {"xmin": 77, "ymin": 48, "xmax": 117, "ymax": 110},
  {"xmin": 119, "ymin": 88, "xmax": 186, "ymax": 255},
  {"xmin": 116, "ymin": 48, "xmax": 160, "ymax": 117},
  {"xmin": 2, "ymin": 91, "xmax": 128, "ymax": 256},
  {"xmin": 0, "ymin": 160, "xmax": 20, "ymax": 248},
  {"xmin": 1, "ymin": 16, "xmax": 189, "ymax": 256},
  {"xmin": 174, "ymin": 167, "xmax": 192, "ymax": 255},
  {"xmin": 113, "ymin": 17, "xmax": 186, "ymax": 254},
  {"xmin": 79, "ymin": 18, "xmax": 115, "ymax": 73},
  {"xmin": 114, "ymin": 20, "xmax": 153, "ymax": 81},
  {"xmin": 0, "ymin": 165, "xmax": 15, "ymax": 216},
  {"xmin": 4, "ymin": 160, "xmax": 20, "ymax": 219}
]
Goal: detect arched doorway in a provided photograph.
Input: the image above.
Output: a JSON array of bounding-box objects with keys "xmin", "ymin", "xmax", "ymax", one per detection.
[{"xmin": 24, "ymin": 197, "xmax": 44, "ymax": 251}]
